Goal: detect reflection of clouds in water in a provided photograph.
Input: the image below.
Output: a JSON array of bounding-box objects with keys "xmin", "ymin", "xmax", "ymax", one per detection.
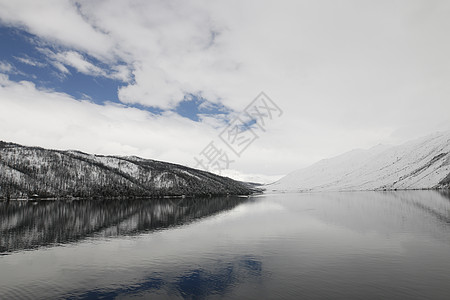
[
  {"xmin": 69, "ymin": 255, "xmax": 263, "ymax": 300},
  {"xmin": 67, "ymin": 277, "xmax": 165, "ymax": 300},
  {"xmin": 209, "ymin": 198, "xmax": 286, "ymax": 224}
]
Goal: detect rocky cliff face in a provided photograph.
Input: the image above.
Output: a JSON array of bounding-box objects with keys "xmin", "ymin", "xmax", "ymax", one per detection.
[
  {"xmin": 0, "ymin": 142, "xmax": 255, "ymax": 199},
  {"xmin": 268, "ymin": 131, "xmax": 450, "ymax": 192}
]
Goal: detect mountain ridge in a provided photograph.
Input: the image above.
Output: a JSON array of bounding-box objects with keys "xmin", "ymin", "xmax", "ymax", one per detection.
[
  {"xmin": 0, "ymin": 141, "xmax": 257, "ymax": 199},
  {"xmin": 268, "ymin": 131, "xmax": 450, "ymax": 192}
]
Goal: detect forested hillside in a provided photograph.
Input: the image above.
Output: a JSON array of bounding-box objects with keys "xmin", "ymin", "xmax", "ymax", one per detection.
[{"xmin": 0, "ymin": 141, "xmax": 255, "ymax": 199}]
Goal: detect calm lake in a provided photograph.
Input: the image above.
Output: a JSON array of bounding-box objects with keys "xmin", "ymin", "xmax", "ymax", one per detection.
[{"xmin": 1, "ymin": 191, "xmax": 450, "ymax": 299}]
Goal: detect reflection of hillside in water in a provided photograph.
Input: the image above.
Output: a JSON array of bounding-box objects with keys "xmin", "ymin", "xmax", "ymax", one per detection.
[
  {"xmin": 300, "ymin": 190, "xmax": 450, "ymax": 239},
  {"xmin": 0, "ymin": 197, "xmax": 248, "ymax": 254},
  {"xmin": 392, "ymin": 190, "xmax": 450, "ymax": 224}
]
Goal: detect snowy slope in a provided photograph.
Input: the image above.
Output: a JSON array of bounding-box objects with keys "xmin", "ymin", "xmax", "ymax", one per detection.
[{"xmin": 268, "ymin": 131, "xmax": 450, "ymax": 192}]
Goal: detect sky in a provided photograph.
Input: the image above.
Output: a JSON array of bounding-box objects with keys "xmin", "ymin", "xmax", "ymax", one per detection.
[{"xmin": 1, "ymin": 0, "xmax": 450, "ymax": 183}]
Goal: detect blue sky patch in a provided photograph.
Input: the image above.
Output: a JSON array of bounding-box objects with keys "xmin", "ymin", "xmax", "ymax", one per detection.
[
  {"xmin": 0, "ymin": 25, "xmax": 236, "ymax": 123},
  {"xmin": 174, "ymin": 94, "xmax": 232, "ymax": 122},
  {"xmin": 0, "ymin": 25, "xmax": 126, "ymax": 103}
]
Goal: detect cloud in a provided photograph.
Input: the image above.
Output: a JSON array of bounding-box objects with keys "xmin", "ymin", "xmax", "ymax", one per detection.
[
  {"xmin": 52, "ymin": 61, "xmax": 70, "ymax": 75},
  {"xmin": 14, "ymin": 55, "xmax": 46, "ymax": 67},
  {"xmin": 0, "ymin": 61, "xmax": 28, "ymax": 77},
  {"xmin": 54, "ymin": 51, "xmax": 106, "ymax": 77},
  {"xmin": 0, "ymin": 61, "xmax": 13, "ymax": 73},
  {"xmin": 1, "ymin": 0, "xmax": 450, "ymax": 178},
  {"xmin": 0, "ymin": 0, "xmax": 115, "ymax": 60},
  {"xmin": 52, "ymin": 50, "xmax": 132, "ymax": 82},
  {"xmin": 0, "ymin": 74, "xmax": 292, "ymax": 178},
  {"xmin": 34, "ymin": 47, "xmax": 132, "ymax": 82},
  {"xmin": 0, "ymin": 75, "xmax": 216, "ymax": 165}
]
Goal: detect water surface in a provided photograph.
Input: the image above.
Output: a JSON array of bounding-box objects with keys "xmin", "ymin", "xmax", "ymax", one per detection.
[{"xmin": 1, "ymin": 191, "xmax": 450, "ymax": 299}]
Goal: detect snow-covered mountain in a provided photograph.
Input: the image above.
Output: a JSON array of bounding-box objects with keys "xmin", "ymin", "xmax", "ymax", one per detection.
[
  {"xmin": 268, "ymin": 131, "xmax": 450, "ymax": 192},
  {"xmin": 0, "ymin": 141, "xmax": 256, "ymax": 199}
]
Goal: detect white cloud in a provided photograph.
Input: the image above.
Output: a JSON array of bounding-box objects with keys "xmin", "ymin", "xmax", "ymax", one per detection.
[
  {"xmin": 0, "ymin": 0, "xmax": 115, "ymax": 60},
  {"xmin": 1, "ymin": 0, "xmax": 450, "ymax": 178},
  {"xmin": 34, "ymin": 47, "xmax": 132, "ymax": 82},
  {"xmin": 110, "ymin": 64, "xmax": 132, "ymax": 82},
  {"xmin": 14, "ymin": 55, "xmax": 46, "ymax": 67},
  {"xmin": 54, "ymin": 51, "xmax": 106, "ymax": 77},
  {"xmin": 53, "ymin": 61, "xmax": 70, "ymax": 75},
  {"xmin": 0, "ymin": 61, "xmax": 29, "ymax": 77},
  {"xmin": 0, "ymin": 61, "xmax": 14, "ymax": 73},
  {"xmin": 0, "ymin": 75, "xmax": 217, "ymax": 166}
]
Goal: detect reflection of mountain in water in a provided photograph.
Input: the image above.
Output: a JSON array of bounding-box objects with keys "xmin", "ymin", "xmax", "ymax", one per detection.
[
  {"xmin": 0, "ymin": 197, "xmax": 248, "ymax": 254},
  {"xmin": 392, "ymin": 190, "xmax": 450, "ymax": 224},
  {"xmin": 302, "ymin": 190, "xmax": 450, "ymax": 239}
]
